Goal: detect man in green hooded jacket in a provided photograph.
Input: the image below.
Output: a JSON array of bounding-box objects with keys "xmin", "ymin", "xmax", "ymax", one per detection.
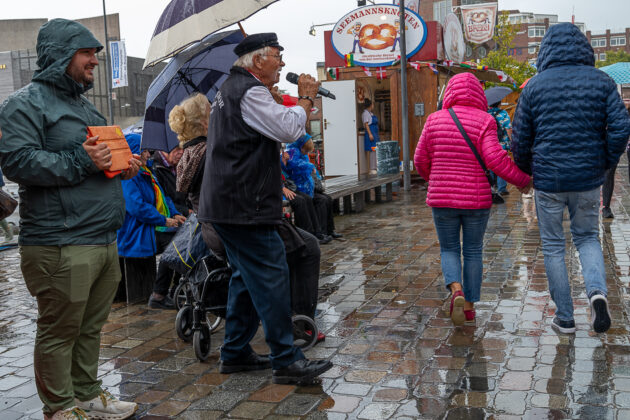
[{"xmin": 0, "ymin": 19, "xmax": 140, "ymax": 420}]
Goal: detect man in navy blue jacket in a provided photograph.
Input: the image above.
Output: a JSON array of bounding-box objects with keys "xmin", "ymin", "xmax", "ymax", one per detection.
[{"xmin": 512, "ymin": 23, "xmax": 630, "ymax": 335}]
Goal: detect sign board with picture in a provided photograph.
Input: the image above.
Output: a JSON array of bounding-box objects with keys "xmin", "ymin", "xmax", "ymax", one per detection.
[
  {"xmin": 443, "ymin": 13, "xmax": 465, "ymax": 63},
  {"xmin": 331, "ymin": 4, "xmax": 427, "ymax": 67},
  {"xmin": 460, "ymin": 3, "xmax": 498, "ymax": 45}
]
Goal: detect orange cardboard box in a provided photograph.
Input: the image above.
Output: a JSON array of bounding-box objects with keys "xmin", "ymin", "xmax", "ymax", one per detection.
[{"xmin": 86, "ymin": 125, "xmax": 133, "ymax": 176}]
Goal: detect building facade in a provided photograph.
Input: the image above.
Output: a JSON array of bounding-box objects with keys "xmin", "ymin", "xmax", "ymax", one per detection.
[{"xmin": 0, "ymin": 15, "xmax": 164, "ymax": 127}]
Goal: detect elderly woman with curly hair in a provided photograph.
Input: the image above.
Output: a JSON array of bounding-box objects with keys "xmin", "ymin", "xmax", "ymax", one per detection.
[{"xmin": 169, "ymin": 93, "xmax": 226, "ymax": 259}]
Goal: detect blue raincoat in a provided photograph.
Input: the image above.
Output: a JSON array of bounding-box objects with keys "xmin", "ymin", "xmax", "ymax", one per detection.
[
  {"xmin": 283, "ymin": 134, "xmax": 316, "ymax": 197},
  {"xmin": 117, "ymin": 133, "xmax": 179, "ymax": 257}
]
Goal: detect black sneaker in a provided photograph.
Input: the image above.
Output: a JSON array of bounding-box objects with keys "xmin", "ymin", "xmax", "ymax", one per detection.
[
  {"xmin": 329, "ymin": 231, "xmax": 343, "ymax": 239},
  {"xmin": 551, "ymin": 316, "xmax": 576, "ymax": 334},
  {"xmin": 602, "ymin": 207, "xmax": 614, "ymax": 219},
  {"xmin": 590, "ymin": 294, "xmax": 612, "ymax": 333},
  {"xmin": 148, "ymin": 295, "xmax": 176, "ymax": 310}
]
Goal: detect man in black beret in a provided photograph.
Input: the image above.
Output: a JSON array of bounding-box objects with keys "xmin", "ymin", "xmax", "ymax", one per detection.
[{"xmin": 198, "ymin": 32, "xmax": 332, "ymax": 384}]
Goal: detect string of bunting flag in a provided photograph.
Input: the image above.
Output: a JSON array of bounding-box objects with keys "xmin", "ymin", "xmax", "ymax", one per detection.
[{"xmin": 327, "ymin": 60, "xmax": 514, "ymax": 85}]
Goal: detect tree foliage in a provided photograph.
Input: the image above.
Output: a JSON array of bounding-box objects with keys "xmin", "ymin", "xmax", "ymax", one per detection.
[
  {"xmin": 595, "ymin": 49, "xmax": 630, "ymax": 68},
  {"xmin": 481, "ymin": 12, "xmax": 537, "ymax": 87}
]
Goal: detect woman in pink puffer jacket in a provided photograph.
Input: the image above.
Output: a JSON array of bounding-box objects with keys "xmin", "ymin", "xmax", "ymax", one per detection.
[{"xmin": 414, "ymin": 72, "xmax": 532, "ymax": 326}]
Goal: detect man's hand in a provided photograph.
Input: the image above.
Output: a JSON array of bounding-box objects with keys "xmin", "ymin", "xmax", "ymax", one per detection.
[
  {"xmin": 282, "ymin": 187, "xmax": 296, "ymax": 200},
  {"xmin": 174, "ymin": 214, "xmax": 187, "ymax": 225},
  {"xmin": 297, "ymin": 74, "xmax": 319, "ymax": 98},
  {"xmin": 165, "ymin": 218, "xmax": 179, "ymax": 228},
  {"xmin": 83, "ymin": 136, "xmax": 112, "ymax": 170},
  {"xmin": 120, "ymin": 154, "xmax": 141, "ymax": 180},
  {"xmin": 270, "ymin": 86, "xmax": 284, "ymax": 104}
]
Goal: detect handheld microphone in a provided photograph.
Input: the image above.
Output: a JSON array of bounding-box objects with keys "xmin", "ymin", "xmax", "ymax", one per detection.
[{"xmin": 286, "ymin": 72, "xmax": 336, "ymax": 100}]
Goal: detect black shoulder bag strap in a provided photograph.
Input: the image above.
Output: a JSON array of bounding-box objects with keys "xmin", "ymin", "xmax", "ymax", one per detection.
[{"xmin": 448, "ymin": 108, "xmax": 496, "ymax": 187}]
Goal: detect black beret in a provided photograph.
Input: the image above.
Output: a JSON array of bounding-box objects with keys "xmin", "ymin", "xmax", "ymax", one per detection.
[{"xmin": 234, "ymin": 32, "xmax": 284, "ymax": 57}]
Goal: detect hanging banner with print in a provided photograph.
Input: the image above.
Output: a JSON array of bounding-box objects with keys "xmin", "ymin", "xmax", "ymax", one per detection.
[
  {"xmin": 460, "ymin": 3, "xmax": 497, "ymax": 44},
  {"xmin": 391, "ymin": 0, "xmax": 420, "ymax": 14},
  {"xmin": 331, "ymin": 4, "xmax": 427, "ymax": 67},
  {"xmin": 110, "ymin": 40, "xmax": 128, "ymax": 88}
]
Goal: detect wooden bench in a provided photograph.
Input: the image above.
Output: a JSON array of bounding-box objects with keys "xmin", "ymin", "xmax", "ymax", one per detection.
[{"xmin": 323, "ymin": 173, "xmax": 401, "ymax": 214}]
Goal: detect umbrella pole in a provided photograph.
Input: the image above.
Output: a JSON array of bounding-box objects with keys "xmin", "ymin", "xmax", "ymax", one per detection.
[{"xmin": 238, "ymin": 22, "xmax": 247, "ymax": 37}]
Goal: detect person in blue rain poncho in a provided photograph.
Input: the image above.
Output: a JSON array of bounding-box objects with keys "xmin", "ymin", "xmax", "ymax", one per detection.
[{"xmin": 283, "ymin": 134, "xmax": 343, "ymax": 241}]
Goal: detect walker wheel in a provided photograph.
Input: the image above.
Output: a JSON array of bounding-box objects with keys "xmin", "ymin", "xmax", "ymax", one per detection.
[
  {"xmin": 173, "ymin": 282, "xmax": 190, "ymax": 310},
  {"xmin": 292, "ymin": 314, "xmax": 318, "ymax": 351},
  {"xmin": 193, "ymin": 324, "xmax": 212, "ymax": 362},
  {"xmin": 175, "ymin": 305, "xmax": 193, "ymax": 342}
]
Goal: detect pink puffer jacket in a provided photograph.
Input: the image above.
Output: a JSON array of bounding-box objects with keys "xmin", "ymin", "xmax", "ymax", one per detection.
[{"xmin": 414, "ymin": 73, "xmax": 530, "ymax": 209}]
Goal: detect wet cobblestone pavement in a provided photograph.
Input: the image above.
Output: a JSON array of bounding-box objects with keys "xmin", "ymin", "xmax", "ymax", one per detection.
[{"xmin": 4, "ymin": 173, "xmax": 630, "ymax": 419}]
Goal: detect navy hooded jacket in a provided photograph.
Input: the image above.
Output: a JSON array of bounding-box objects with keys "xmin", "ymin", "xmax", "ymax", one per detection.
[{"xmin": 511, "ymin": 23, "xmax": 630, "ymax": 192}]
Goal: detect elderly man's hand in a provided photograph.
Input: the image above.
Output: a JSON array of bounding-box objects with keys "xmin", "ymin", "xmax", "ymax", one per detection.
[{"xmin": 297, "ymin": 74, "xmax": 319, "ymax": 99}]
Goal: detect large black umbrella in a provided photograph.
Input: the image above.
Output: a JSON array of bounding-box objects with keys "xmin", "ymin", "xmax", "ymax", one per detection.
[{"xmin": 142, "ymin": 30, "xmax": 244, "ymax": 152}]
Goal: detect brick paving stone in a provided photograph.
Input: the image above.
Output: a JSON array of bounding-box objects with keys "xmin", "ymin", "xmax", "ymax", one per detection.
[
  {"xmin": 249, "ymin": 384, "xmax": 295, "ymax": 402},
  {"xmin": 147, "ymin": 400, "xmax": 190, "ymax": 416},
  {"xmin": 134, "ymin": 390, "xmax": 171, "ymax": 404},
  {"xmin": 357, "ymin": 402, "xmax": 399, "ymax": 419},
  {"xmin": 344, "ymin": 369, "xmax": 387, "ymax": 383},
  {"xmin": 274, "ymin": 394, "xmax": 322, "ymax": 416},
  {"xmin": 318, "ymin": 394, "xmax": 360, "ymax": 413},
  {"xmin": 229, "ymin": 401, "xmax": 275, "ymax": 419},
  {"xmin": 372, "ymin": 387, "xmax": 408, "ymax": 401}
]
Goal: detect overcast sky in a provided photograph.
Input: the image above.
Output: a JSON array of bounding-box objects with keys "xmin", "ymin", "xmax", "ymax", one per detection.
[{"xmin": 3, "ymin": 0, "xmax": 629, "ymax": 93}]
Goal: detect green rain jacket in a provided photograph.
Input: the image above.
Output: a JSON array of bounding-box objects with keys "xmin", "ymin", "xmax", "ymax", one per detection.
[{"xmin": 0, "ymin": 19, "xmax": 125, "ymax": 245}]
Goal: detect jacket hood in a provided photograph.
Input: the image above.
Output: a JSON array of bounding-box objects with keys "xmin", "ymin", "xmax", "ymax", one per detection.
[
  {"xmin": 125, "ymin": 133, "xmax": 142, "ymax": 155},
  {"xmin": 33, "ymin": 18, "xmax": 103, "ymax": 95},
  {"xmin": 536, "ymin": 23, "xmax": 594, "ymax": 71},
  {"xmin": 442, "ymin": 73, "xmax": 487, "ymax": 111},
  {"xmin": 287, "ymin": 133, "xmax": 311, "ymax": 152}
]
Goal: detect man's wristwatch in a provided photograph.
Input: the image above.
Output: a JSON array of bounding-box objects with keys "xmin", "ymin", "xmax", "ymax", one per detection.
[{"xmin": 298, "ymin": 95, "xmax": 314, "ymax": 106}]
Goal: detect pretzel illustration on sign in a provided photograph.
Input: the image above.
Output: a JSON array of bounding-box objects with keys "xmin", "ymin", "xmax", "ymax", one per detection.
[{"xmin": 359, "ymin": 24, "xmax": 397, "ymax": 50}]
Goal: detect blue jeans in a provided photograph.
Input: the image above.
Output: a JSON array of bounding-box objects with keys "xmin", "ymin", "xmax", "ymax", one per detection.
[
  {"xmin": 432, "ymin": 207, "xmax": 491, "ymax": 302},
  {"xmin": 534, "ymin": 188, "xmax": 607, "ymax": 321},
  {"xmin": 497, "ymin": 176, "xmax": 508, "ymax": 193},
  {"xmin": 212, "ymin": 223, "xmax": 304, "ymax": 369}
]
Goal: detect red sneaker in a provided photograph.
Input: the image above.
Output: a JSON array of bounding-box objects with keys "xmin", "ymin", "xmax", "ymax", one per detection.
[
  {"xmin": 464, "ymin": 309, "xmax": 476, "ymax": 322},
  {"xmin": 449, "ymin": 290, "xmax": 465, "ymax": 326}
]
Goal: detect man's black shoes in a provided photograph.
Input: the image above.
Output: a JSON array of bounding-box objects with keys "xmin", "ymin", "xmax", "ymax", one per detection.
[
  {"xmin": 220, "ymin": 352, "xmax": 271, "ymax": 374},
  {"xmin": 272, "ymin": 359, "xmax": 333, "ymax": 385},
  {"xmin": 329, "ymin": 231, "xmax": 344, "ymax": 239}
]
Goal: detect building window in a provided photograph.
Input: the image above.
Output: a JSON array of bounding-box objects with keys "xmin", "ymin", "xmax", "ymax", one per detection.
[
  {"xmin": 528, "ymin": 26, "xmax": 545, "ymax": 38},
  {"xmin": 600, "ymin": 53, "xmax": 607, "ymax": 61},
  {"xmin": 611, "ymin": 36, "xmax": 626, "ymax": 46},
  {"xmin": 528, "ymin": 42, "xmax": 540, "ymax": 54},
  {"xmin": 591, "ymin": 38, "xmax": 606, "ymax": 48},
  {"xmin": 433, "ymin": 0, "xmax": 452, "ymax": 25}
]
